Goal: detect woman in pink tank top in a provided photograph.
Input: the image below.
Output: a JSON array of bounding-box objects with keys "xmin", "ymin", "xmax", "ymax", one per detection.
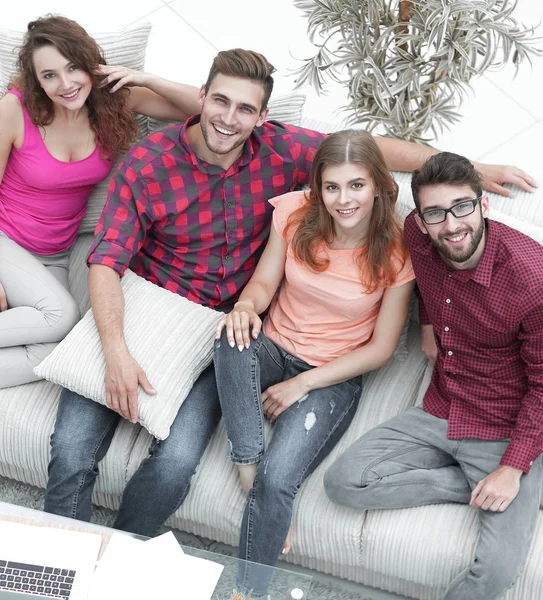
[{"xmin": 0, "ymin": 16, "xmax": 199, "ymax": 387}]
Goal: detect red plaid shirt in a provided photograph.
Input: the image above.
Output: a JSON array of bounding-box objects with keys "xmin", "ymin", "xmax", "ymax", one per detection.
[
  {"xmin": 404, "ymin": 211, "xmax": 543, "ymax": 473},
  {"xmin": 87, "ymin": 116, "xmax": 325, "ymax": 309}
]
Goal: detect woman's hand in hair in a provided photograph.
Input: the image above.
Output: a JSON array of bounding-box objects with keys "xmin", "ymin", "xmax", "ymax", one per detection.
[
  {"xmin": 262, "ymin": 374, "xmax": 311, "ymax": 423},
  {"xmin": 96, "ymin": 64, "xmax": 151, "ymax": 94},
  {"xmin": 216, "ymin": 301, "xmax": 262, "ymax": 351}
]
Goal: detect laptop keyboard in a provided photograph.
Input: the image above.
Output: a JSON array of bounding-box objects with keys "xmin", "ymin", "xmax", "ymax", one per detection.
[{"xmin": 0, "ymin": 560, "xmax": 75, "ymax": 598}]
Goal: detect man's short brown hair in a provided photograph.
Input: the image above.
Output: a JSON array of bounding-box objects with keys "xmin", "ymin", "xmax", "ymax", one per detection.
[
  {"xmin": 204, "ymin": 48, "xmax": 276, "ymax": 111},
  {"xmin": 411, "ymin": 152, "xmax": 483, "ymax": 211}
]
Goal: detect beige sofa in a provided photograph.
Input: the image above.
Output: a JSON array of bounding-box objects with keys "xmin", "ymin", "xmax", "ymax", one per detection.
[{"xmin": 1, "ymin": 106, "xmax": 543, "ymax": 599}]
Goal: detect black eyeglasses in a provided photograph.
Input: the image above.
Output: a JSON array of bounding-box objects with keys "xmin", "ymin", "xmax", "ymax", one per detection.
[{"xmin": 419, "ymin": 196, "xmax": 483, "ymax": 225}]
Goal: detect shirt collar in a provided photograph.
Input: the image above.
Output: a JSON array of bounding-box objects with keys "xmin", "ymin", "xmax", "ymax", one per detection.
[
  {"xmin": 178, "ymin": 115, "xmax": 258, "ymax": 174},
  {"xmin": 470, "ymin": 219, "xmax": 497, "ymax": 287}
]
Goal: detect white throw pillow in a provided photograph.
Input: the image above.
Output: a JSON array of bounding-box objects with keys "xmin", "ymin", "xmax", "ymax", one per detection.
[
  {"xmin": 0, "ymin": 21, "xmax": 152, "ymax": 236},
  {"xmin": 35, "ymin": 270, "xmax": 223, "ymax": 440},
  {"xmin": 267, "ymin": 93, "xmax": 306, "ymax": 125}
]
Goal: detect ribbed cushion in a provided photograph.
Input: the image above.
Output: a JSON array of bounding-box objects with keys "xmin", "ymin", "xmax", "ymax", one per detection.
[
  {"xmin": 0, "ymin": 380, "xmax": 138, "ymax": 498},
  {"xmin": 358, "ymin": 507, "xmax": 543, "ymax": 599},
  {"xmin": 266, "ymin": 93, "xmax": 306, "ymax": 125},
  {"xmin": 35, "ymin": 270, "xmax": 223, "ymax": 440}
]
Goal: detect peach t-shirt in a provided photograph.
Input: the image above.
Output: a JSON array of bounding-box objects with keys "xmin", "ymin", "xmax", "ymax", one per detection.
[{"xmin": 262, "ymin": 191, "xmax": 415, "ymax": 366}]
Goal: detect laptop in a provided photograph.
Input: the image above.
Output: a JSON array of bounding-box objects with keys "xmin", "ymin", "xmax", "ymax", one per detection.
[{"xmin": 0, "ymin": 520, "xmax": 102, "ymax": 600}]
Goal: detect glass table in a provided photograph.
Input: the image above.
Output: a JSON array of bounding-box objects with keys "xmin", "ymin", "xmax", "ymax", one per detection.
[{"xmin": 0, "ymin": 501, "xmax": 312, "ymax": 600}]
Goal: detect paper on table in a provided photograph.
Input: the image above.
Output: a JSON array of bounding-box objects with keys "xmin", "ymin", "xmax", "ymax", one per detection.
[{"xmin": 88, "ymin": 531, "xmax": 224, "ymax": 600}]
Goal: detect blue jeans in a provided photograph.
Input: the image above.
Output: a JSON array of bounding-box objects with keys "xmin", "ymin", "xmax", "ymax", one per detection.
[
  {"xmin": 44, "ymin": 363, "xmax": 222, "ymax": 537},
  {"xmin": 324, "ymin": 406, "xmax": 543, "ymax": 600},
  {"xmin": 214, "ymin": 331, "xmax": 362, "ymax": 596}
]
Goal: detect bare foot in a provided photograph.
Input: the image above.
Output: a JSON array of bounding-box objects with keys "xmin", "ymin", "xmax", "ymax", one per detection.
[{"xmin": 281, "ymin": 527, "xmax": 292, "ymax": 555}]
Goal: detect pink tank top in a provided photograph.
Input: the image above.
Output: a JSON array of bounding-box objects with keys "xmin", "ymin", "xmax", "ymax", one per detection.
[{"xmin": 0, "ymin": 89, "xmax": 112, "ymax": 254}]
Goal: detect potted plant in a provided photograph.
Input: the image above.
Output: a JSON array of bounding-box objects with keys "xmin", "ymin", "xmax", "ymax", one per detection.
[{"xmin": 293, "ymin": 0, "xmax": 542, "ymax": 142}]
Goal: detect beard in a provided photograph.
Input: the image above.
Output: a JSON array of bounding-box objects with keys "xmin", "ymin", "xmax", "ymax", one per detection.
[
  {"xmin": 432, "ymin": 217, "xmax": 485, "ymax": 265},
  {"xmin": 200, "ymin": 120, "xmax": 246, "ymax": 156}
]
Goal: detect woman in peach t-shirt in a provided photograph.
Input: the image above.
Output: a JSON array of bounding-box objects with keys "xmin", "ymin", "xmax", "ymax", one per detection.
[{"xmin": 213, "ymin": 129, "xmax": 415, "ymax": 596}]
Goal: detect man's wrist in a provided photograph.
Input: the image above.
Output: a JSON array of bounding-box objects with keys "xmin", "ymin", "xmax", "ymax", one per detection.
[
  {"xmin": 298, "ymin": 369, "xmax": 320, "ymax": 394},
  {"xmin": 497, "ymin": 464, "xmax": 523, "ymax": 479},
  {"xmin": 102, "ymin": 339, "xmax": 129, "ymax": 362}
]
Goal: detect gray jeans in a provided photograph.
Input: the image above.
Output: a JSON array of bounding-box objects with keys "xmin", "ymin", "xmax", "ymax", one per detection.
[
  {"xmin": 324, "ymin": 406, "xmax": 543, "ymax": 600},
  {"xmin": 0, "ymin": 232, "xmax": 80, "ymax": 388}
]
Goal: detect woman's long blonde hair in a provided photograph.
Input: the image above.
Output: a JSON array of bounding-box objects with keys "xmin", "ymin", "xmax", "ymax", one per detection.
[{"xmin": 285, "ymin": 129, "xmax": 407, "ymax": 293}]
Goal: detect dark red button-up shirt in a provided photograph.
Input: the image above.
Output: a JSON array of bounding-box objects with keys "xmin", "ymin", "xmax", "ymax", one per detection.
[
  {"xmin": 87, "ymin": 116, "xmax": 325, "ymax": 310},
  {"xmin": 404, "ymin": 211, "xmax": 543, "ymax": 472}
]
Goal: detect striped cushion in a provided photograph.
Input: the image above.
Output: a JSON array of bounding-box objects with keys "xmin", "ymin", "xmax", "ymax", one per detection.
[
  {"xmin": 0, "ymin": 379, "xmax": 138, "ymax": 499},
  {"xmin": 35, "ymin": 270, "xmax": 223, "ymax": 440}
]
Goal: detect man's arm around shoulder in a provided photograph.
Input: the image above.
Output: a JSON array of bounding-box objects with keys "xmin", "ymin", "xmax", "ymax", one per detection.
[
  {"xmin": 374, "ymin": 137, "xmax": 537, "ymax": 196},
  {"xmin": 88, "ymin": 265, "xmax": 155, "ymax": 424}
]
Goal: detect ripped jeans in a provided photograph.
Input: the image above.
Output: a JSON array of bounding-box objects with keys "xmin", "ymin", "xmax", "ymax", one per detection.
[{"xmin": 214, "ymin": 330, "xmax": 362, "ymax": 596}]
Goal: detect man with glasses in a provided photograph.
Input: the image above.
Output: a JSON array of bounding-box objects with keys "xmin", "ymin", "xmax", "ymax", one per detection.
[{"xmin": 324, "ymin": 152, "xmax": 543, "ymax": 600}]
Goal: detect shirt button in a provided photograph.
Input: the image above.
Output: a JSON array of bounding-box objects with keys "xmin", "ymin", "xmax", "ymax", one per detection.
[
  {"xmin": 446, "ymin": 299, "xmax": 451, "ymax": 304},
  {"xmin": 530, "ymin": 461, "xmax": 534, "ymax": 466},
  {"xmin": 225, "ymin": 255, "xmax": 230, "ymax": 261},
  {"xmin": 444, "ymin": 327, "xmax": 450, "ymax": 332},
  {"xmin": 226, "ymin": 202, "xmax": 234, "ymax": 209},
  {"xmin": 448, "ymin": 351, "xmax": 453, "ymax": 356}
]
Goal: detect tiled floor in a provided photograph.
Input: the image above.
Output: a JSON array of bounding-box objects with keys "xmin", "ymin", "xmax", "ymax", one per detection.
[{"xmin": 4, "ymin": 0, "xmax": 543, "ymax": 179}]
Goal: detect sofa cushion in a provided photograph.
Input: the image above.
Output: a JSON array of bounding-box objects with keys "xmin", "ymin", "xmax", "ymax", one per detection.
[
  {"xmin": 35, "ymin": 270, "xmax": 223, "ymax": 440},
  {"xmin": 0, "ymin": 380, "xmax": 139, "ymax": 500}
]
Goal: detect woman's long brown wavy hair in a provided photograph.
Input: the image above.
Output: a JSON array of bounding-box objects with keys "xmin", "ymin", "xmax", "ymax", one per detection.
[
  {"xmin": 10, "ymin": 16, "xmax": 138, "ymax": 160},
  {"xmin": 285, "ymin": 129, "xmax": 407, "ymax": 293}
]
